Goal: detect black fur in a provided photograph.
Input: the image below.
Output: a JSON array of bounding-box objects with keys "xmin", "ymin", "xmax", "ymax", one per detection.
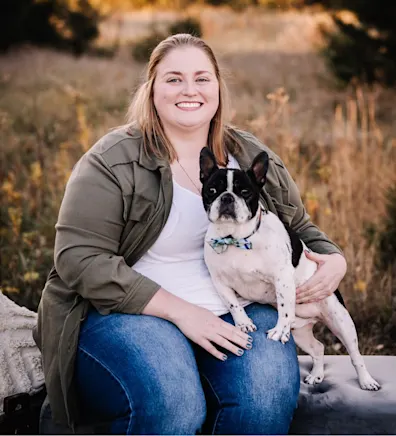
[
  {"xmin": 200, "ymin": 147, "xmax": 266, "ymax": 220},
  {"xmin": 283, "ymin": 223, "xmax": 303, "ymax": 268},
  {"xmin": 334, "ymin": 289, "xmax": 346, "ymax": 308},
  {"xmin": 282, "ymin": 223, "xmax": 346, "ymax": 308}
]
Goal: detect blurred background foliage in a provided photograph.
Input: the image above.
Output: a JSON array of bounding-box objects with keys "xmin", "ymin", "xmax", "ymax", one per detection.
[
  {"xmin": 0, "ymin": 0, "xmax": 395, "ymax": 353},
  {"xmin": 1, "ymin": 0, "xmax": 396, "ymax": 82}
]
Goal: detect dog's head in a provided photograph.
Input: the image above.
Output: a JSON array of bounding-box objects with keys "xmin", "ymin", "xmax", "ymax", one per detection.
[{"xmin": 199, "ymin": 147, "xmax": 269, "ymax": 224}]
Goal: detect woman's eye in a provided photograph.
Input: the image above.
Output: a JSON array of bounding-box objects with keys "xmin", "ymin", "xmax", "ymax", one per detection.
[
  {"xmin": 209, "ymin": 187, "xmax": 217, "ymax": 194},
  {"xmin": 167, "ymin": 78, "xmax": 181, "ymax": 83},
  {"xmin": 197, "ymin": 77, "xmax": 209, "ymax": 82},
  {"xmin": 241, "ymin": 189, "xmax": 250, "ymax": 196}
]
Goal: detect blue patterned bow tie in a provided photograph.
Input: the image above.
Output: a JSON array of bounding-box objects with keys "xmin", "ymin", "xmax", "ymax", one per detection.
[
  {"xmin": 207, "ymin": 208, "xmax": 265, "ymax": 254},
  {"xmin": 208, "ymin": 236, "xmax": 253, "ymax": 254}
]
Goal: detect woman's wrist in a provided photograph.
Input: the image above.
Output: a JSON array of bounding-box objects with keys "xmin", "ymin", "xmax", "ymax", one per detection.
[{"xmin": 142, "ymin": 287, "xmax": 192, "ymax": 324}]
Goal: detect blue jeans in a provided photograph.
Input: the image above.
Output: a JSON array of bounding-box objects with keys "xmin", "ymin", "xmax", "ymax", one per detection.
[{"xmin": 75, "ymin": 303, "xmax": 300, "ymax": 435}]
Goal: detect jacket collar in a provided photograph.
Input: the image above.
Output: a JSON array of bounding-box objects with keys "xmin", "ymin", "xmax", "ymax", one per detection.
[
  {"xmin": 127, "ymin": 129, "xmax": 168, "ymax": 171},
  {"xmin": 133, "ymin": 128, "xmax": 263, "ymax": 172},
  {"xmin": 139, "ymin": 148, "xmax": 167, "ymax": 171}
]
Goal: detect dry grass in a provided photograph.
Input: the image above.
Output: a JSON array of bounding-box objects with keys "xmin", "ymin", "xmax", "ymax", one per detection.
[{"xmin": 1, "ymin": 7, "xmax": 395, "ymax": 353}]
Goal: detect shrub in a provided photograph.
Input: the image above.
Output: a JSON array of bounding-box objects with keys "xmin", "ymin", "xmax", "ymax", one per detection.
[
  {"xmin": 376, "ymin": 184, "xmax": 396, "ymax": 271},
  {"xmin": 0, "ymin": 0, "xmax": 100, "ymax": 55},
  {"xmin": 131, "ymin": 31, "xmax": 166, "ymax": 63},
  {"xmin": 132, "ymin": 17, "xmax": 202, "ymax": 63},
  {"xmin": 309, "ymin": 0, "xmax": 396, "ymax": 86},
  {"xmin": 169, "ymin": 17, "xmax": 202, "ymax": 37},
  {"xmin": 132, "ymin": 17, "xmax": 202, "ymax": 62}
]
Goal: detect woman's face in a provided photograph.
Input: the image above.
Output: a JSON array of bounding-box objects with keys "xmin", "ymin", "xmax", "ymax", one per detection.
[{"xmin": 153, "ymin": 46, "xmax": 220, "ymax": 133}]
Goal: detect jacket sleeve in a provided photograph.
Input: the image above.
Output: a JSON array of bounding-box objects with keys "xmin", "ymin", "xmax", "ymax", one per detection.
[
  {"xmin": 281, "ymin": 165, "xmax": 344, "ymax": 256},
  {"xmin": 54, "ymin": 151, "xmax": 161, "ymax": 315}
]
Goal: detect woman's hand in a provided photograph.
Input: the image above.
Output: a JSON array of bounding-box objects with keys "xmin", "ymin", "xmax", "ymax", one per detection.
[
  {"xmin": 142, "ymin": 287, "xmax": 252, "ymax": 361},
  {"xmin": 171, "ymin": 304, "xmax": 253, "ymax": 361},
  {"xmin": 296, "ymin": 252, "xmax": 347, "ymax": 304}
]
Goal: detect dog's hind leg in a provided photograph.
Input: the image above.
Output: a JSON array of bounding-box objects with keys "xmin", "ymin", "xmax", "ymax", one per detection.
[
  {"xmin": 319, "ymin": 295, "xmax": 381, "ymax": 391},
  {"xmin": 292, "ymin": 322, "xmax": 325, "ymax": 384}
]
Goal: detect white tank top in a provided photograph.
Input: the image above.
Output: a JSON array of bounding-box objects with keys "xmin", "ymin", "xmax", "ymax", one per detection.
[{"xmin": 132, "ymin": 155, "xmax": 252, "ymax": 315}]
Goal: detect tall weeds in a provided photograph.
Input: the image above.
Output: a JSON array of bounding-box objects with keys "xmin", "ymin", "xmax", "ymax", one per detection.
[{"xmin": 1, "ymin": 7, "xmax": 395, "ymax": 353}]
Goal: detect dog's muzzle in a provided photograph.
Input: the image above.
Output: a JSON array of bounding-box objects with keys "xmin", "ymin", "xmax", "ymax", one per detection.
[{"xmin": 218, "ymin": 193, "xmax": 236, "ymax": 217}]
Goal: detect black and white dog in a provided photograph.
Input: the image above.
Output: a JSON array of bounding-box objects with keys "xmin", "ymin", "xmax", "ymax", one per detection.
[{"xmin": 200, "ymin": 147, "xmax": 380, "ymax": 391}]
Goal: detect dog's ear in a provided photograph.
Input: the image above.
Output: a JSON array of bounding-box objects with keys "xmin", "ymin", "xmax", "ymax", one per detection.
[
  {"xmin": 200, "ymin": 147, "xmax": 218, "ymax": 183},
  {"xmin": 247, "ymin": 151, "xmax": 269, "ymax": 188}
]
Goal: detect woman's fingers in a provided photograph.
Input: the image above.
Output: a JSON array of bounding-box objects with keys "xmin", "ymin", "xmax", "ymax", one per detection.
[
  {"xmin": 210, "ymin": 333, "xmax": 247, "ymax": 357},
  {"xmin": 198, "ymin": 321, "xmax": 253, "ymax": 360},
  {"xmin": 221, "ymin": 322, "xmax": 253, "ymax": 348},
  {"xmin": 199, "ymin": 339, "xmax": 228, "ymax": 361}
]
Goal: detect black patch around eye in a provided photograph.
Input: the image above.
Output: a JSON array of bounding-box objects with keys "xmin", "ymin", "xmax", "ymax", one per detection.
[{"xmin": 241, "ymin": 189, "xmax": 251, "ymax": 197}]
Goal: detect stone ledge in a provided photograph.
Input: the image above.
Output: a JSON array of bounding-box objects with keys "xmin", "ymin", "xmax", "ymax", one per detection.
[
  {"xmin": 39, "ymin": 355, "xmax": 396, "ymax": 434},
  {"xmin": 290, "ymin": 355, "xmax": 396, "ymax": 435}
]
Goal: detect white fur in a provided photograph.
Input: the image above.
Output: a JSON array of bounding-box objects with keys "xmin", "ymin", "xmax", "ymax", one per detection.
[{"xmin": 205, "ymin": 205, "xmax": 380, "ymax": 391}]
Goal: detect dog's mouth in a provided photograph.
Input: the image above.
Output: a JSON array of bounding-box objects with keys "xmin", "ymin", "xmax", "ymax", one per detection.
[{"xmin": 218, "ymin": 203, "xmax": 236, "ymax": 219}]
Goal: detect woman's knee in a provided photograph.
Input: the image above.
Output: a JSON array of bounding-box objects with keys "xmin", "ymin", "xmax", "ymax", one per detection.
[
  {"xmin": 77, "ymin": 345, "xmax": 206, "ymax": 434},
  {"xmin": 137, "ymin": 380, "xmax": 206, "ymax": 435},
  {"xmin": 221, "ymin": 364, "xmax": 299, "ymax": 435},
  {"xmin": 76, "ymin": 310, "xmax": 207, "ymax": 434},
  {"xmin": 208, "ymin": 304, "xmax": 300, "ymax": 434},
  {"xmin": 240, "ymin": 337, "xmax": 300, "ymax": 433}
]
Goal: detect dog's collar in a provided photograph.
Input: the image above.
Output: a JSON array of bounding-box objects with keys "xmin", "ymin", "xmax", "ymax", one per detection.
[{"xmin": 208, "ymin": 208, "xmax": 263, "ymax": 254}]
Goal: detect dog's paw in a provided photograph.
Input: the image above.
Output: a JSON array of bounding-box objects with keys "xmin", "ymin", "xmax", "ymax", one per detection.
[
  {"xmin": 237, "ymin": 320, "xmax": 257, "ymax": 333},
  {"xmin": 266, "ymin": 324, "xmax": 291, "ymax": 344},
  {"xmin": 359, "ymin": 374, "xmax": 381, "ymax": 391},
  {"xmin": 304, "ymin": 373, "xmax": 324, "ymax": 385}
]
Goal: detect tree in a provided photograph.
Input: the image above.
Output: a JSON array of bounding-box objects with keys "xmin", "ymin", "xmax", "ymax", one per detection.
[
  {"xmin": 0, "ymin": 0, "xmax": 100, "ymax": 55},
  {"xmin": 307, "ymin": 0, "xmax": 396, "ymax": 85}
]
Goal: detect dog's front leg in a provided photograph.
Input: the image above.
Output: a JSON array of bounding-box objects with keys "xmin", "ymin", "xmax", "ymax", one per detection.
[
  {"xmin": 212, "ymin": 277, "xmax": 257, "ymax": 333},
  {"xmin": 267, "ymin": 271, "xmax": 296, "ymax": 344}
]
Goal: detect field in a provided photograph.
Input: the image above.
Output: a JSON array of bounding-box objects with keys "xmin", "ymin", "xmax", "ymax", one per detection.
[{"xmin": 1, "ymin": 6, "xmax": 395, "ymax": 354}]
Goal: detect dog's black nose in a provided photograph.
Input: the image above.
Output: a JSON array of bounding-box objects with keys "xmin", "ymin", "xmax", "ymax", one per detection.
[{"xmin": 221, "ymin": 193, "xmax": 234, "ymax": 204}]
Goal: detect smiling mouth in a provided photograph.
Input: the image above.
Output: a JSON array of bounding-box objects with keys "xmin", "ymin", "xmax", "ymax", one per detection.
[{"xmin": 176, "ymin": 102, "xmax": 203, "ymax": 110}]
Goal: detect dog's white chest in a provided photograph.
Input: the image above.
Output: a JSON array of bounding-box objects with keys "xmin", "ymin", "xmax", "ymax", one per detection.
[{"xmin": 204, "ymin": 241, "xmax": 279, "ymax": 303}]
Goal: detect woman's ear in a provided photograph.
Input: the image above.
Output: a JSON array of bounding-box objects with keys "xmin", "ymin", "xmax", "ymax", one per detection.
[
  {"xmin": 200, "ymin": 147, "xmax": 218, "ymax": 182},
  {"xmin": 247, "ymin": 151, "xmax": 269, "ymax": 188}
]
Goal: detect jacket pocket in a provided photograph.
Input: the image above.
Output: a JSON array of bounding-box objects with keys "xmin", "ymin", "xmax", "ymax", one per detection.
[
  {"xmin": 273, "ymin": 201, "xmax": 298, "ymax": 226},
  {"xmin": 123, "ymin": 193, "xmax": 154, "ymax": 223},
  {"xmin": 266, "ymin": 185, "xmax": 289, "ymax": 204}
]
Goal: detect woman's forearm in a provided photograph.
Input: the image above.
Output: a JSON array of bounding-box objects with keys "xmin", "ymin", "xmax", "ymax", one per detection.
[{"xmin": 141, "ymin": 287, "xmax": 192, "ymax": 324}]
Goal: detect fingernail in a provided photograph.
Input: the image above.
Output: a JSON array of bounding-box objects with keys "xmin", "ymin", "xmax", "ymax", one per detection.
[
  {"xmin": 246, "ymin": 343, "xmax": 252, "ymax": 349},
  {"xmin": 222, "ymin": 354, "xmax": 228, "ymax": 361},
  {"xmin": 247, "ymin": 336, "xmax": 253, "ymax": 342},
  {"xmin": 238, "ymin": 349, "xmax": 244, "ymax": 356}
]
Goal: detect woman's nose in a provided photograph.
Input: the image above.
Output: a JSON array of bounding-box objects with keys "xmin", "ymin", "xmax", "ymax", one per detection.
[{"xmin": 181, "ymin": 80, "xmax": 198, "ymax": 96}]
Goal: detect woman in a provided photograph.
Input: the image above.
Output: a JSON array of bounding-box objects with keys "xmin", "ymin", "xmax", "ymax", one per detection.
[{"xmin": 34, "ymin": 33, "xmax": 347, "ymax": 435}]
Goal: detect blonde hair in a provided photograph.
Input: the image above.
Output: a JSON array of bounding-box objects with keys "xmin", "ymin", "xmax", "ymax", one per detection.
[{"xmin": 126, "ymin": 33, "xmax": 240, "ymax": 166}]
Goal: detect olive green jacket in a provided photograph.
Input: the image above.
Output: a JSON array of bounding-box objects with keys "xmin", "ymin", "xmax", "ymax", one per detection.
[{"xmin": 33, "ymin": 127, "xmax": 343, "ymax": 430}]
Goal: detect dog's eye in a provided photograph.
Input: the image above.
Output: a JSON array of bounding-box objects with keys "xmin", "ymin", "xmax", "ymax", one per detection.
[
  {"xmin": 241, "ymin": 189, "xmax": 250, "ymax": 197},
  {"xmin": 209, "ymin": 187, "xmax": 217, "ymax": 195}
]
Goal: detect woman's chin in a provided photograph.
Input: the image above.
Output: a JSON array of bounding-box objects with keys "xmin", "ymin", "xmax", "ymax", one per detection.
[{"xmin": 175, "ymin": 119, "xmax": 209, "ymax": 130}]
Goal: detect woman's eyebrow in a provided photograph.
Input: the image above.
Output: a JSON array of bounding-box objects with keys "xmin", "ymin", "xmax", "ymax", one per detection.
[
  {"xmin": 163, "ymin": 71, "xmax": 183, "ymax": 76},
  {"xmin": 162, "ymin": 70, "xmax": 213, "ymax": 77}
]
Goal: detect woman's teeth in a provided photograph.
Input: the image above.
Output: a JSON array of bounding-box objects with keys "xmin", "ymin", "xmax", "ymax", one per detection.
[{"xmin": 176, "ymin": 102, "xmax": 202, "ymax": 108}]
